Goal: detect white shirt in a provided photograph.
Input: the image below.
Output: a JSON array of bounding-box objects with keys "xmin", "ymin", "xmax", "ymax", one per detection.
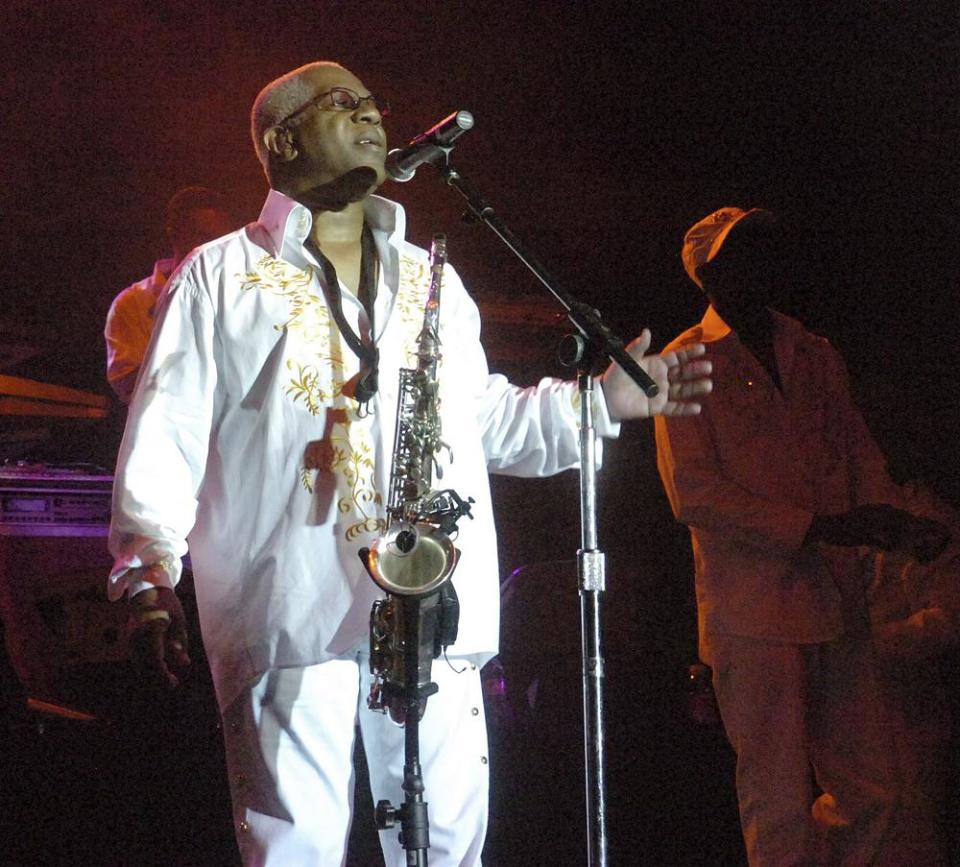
[
  {"xmin": 104, "ymin": 257, "xmax": 176, "ymax": 402},
  {"xmin": 109, "ymin": 190, "xmax": 613, "ymax": 709},
  {"xmin": 655, "ymin": 305, "xmax": 899, "ymax": 660}
]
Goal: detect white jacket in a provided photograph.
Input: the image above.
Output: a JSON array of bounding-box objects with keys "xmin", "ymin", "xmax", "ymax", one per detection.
[{"xmin": 109, "ymin": 190, "xmax": 610, "ymax": 709}]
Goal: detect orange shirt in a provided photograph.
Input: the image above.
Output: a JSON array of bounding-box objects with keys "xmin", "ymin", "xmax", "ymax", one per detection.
[
  {"xmin": 655, "ymin": 306, "xmax": 899, "ymax": 661},
  {"xmin": 104, "ymin": 258, "xmax": 175, "ymax": 402}
]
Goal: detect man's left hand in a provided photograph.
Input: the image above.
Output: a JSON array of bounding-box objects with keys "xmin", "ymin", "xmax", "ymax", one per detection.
[{"xmin": 599, "ymin": 329, "xmax": 712, "ymax": 420}]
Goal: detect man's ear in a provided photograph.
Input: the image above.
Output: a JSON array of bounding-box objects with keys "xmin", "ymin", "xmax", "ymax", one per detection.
[{"xmin": 263, "ymin": 126, "xmax": 297, "ymax": 163}]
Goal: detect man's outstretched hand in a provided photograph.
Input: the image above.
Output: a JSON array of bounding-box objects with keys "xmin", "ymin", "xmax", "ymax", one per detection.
[
  {"xmin": 127, "ymin": 585, "xmax": 191, "ymax": 689},
  {"xmin": 600, "ymin": 330, "xmax": 713, "ymax": 420}
]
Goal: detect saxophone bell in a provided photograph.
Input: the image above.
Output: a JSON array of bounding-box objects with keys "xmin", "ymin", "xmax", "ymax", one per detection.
[{"xmin": 368, "ymin": 521, "xmax": 458, "ymax": 597}]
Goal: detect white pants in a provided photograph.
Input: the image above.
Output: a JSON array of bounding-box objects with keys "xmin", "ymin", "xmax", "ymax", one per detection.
[{"xmin": 221, "ymin": 653, "xmax": 489, "ymax": 866}]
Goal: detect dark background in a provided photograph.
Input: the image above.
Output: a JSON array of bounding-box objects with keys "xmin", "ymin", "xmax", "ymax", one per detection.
[
  {"xmin": 2, "ymin": 0, "xmax": 958, "ymax": 493},
  {"xmin": 1, "ymin": 1, "xmax": 958, "ymax": 864}
]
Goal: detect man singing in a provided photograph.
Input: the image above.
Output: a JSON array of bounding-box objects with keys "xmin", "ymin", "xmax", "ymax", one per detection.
[{"xmin": 108, "ymin": 61, "xmax": 712, "ymax": 866}]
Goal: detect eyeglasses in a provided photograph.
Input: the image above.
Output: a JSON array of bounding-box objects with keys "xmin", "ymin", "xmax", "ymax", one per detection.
[{"xmin": 277, "ymin": 87, "xmax": 391, "ymax": 129}]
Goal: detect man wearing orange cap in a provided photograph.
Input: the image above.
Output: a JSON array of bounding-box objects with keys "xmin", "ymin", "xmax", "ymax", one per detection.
[{"xmin": 654, "ymin": 207, "xmax": 949, "ymax": 865}]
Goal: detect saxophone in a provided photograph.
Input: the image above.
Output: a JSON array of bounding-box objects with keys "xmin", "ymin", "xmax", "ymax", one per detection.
[{"xmin": 363, "ymin": 234, "xmax": 473, "ymax": 724}]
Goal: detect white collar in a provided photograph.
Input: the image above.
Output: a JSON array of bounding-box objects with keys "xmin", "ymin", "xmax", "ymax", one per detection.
[{"xmin": 256, "ymin": 189, "xmax": 407, "ymax": 260}]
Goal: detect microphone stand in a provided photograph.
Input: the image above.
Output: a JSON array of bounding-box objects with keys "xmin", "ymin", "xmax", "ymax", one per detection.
[
  {"xmin": 415, "ymin": 153, "xmax": 657, "ymax": 867},
  {"xmin": 371, "ymin": 593, "xmax": 439, "ymax": 867},
  {"xmin": 359, "ymin": 559, "xmax": 455, "ymax": 867}
]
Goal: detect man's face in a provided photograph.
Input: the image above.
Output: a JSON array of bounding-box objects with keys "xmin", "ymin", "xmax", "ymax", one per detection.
[
  {"xmin": 702, "ymin": 218, "xmax": 783, "ymax": 322},
  {"xmin": 286, "ymin": 66, "xmax": 389, "ymax": 190}
]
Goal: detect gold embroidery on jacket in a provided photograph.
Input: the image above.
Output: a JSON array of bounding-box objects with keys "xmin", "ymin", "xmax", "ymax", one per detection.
[
  {"xmin": 396, "ymin": 257, "xmax": 431, "ymax": 366},
  {"xmin": 238, "ymin": 253, "xmax": 433, "ymax": 540}
]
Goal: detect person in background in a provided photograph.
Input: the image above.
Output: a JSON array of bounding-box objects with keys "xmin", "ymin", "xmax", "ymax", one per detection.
[
  {"xmin": 654, "ymin": 206, "xmax": 949, "ymax": 866},
  {"xmin": 862, "ymin": 481, "xmax": 960, "ymax": 863},
  {"xmin": 104, "ymin": 186, "xmax": 233, "ymax": 402}
]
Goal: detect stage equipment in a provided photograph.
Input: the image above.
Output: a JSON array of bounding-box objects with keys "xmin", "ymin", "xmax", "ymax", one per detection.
[
  {"xmin": 0, "ymin": 375, "xmax": 108, "ymax": 420},
  {"xmin": 0, "ymin": 463, "xmax": 112, "ymax": 532},
  {"xmin": 396, "ymin": 121, "xmax": 658, "ymax": 867},
  {"xmin": 360, "ymin": 235, "xmax": 472, "ymax": 866},
  {"xmin": 0, "ymin": 463, "xmax": 121, "ymax": 703},
  {"xmin": 0, "ymin": 372, "xmax": 110, "ymax": 462}
]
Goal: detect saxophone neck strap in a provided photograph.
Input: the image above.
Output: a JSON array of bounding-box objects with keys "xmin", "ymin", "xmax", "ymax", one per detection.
[{"xmin": 307, "ymin": 223, "xmax": 380, "ymax": 410}]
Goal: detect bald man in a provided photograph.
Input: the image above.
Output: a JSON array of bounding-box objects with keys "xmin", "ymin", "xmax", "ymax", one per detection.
[{"xmin": 108, "ymin": 61, "xmax": 712, "ymax": 866}]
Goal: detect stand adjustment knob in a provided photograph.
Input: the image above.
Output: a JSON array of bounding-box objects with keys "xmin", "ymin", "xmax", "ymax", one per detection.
[{"xmin": 375, "ymin": 799, "xmax": 397, "ymax": 829}]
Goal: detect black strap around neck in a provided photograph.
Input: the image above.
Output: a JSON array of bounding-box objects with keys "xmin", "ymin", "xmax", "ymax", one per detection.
[{"xmin": 307, "ymin": 223, "xmax": 380, "ymax": 408}]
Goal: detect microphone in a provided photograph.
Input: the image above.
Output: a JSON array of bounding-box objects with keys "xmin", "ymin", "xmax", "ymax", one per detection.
[{"xmin": 386, "ymin": 110, "xmax": 474, "ymax": 182}]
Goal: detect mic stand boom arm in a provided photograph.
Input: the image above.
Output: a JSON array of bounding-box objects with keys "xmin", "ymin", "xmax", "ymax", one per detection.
[
  {"xmin": 423, "ymin": 156, "xmax": 650, "ymax": 867},
  {"xmin": 433, "ymin": 161, "xmax": 658, "ymax": 399}
]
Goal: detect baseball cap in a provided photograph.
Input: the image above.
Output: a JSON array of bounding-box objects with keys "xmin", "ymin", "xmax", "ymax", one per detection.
[{"xmin": 681, "ymin": 206, "xmax": 775, "ymax": 289}]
